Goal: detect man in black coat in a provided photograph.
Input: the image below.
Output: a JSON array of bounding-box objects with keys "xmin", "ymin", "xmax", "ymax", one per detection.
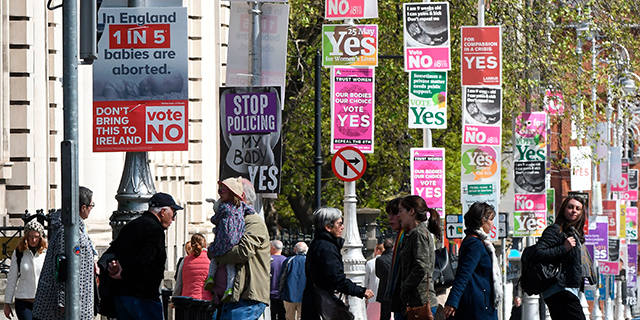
[
  {"xmin": 375, "ymin": 238, "xmax": 394, "ymax": 320},
  {"xmin": 105, "ymin": 193, "xmax": 183, "ymax": 320}
]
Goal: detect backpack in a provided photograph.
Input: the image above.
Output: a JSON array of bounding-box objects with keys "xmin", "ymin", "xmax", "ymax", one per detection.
[{"xmin": 518, "ymin": 245, "xmax": 560, "ymax": 296}]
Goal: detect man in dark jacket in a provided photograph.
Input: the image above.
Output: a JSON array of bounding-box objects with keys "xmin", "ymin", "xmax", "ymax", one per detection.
[
  {"xmin": 106, "ymin": 192, "xmax": 183, "ymax": 320},
  {"xmin": 375, "ymin": 238, "xmax": 394, "ymax": 320},
  {"xmin": 301, "ymin": 208, "xmax": 374, "ymax": 320}
]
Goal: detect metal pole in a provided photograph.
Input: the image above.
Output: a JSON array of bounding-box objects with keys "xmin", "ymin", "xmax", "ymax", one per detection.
[
  {"xmin": 342, "ymin": 181, "xmax": 367, "ymax": 318},
  {"xmin": 61, "ymin": 0, "xmax": 80, "ymax": 315},
  {"xmin": 314, "ymin": 52, "xmax": 322, "ymax": 210},
  {"xmin": 249, "ymin": 1, "xmax": 264, "ymax": 217},
  {"xmin": 605, "ymin": 275, "xmax": 613, "ymax": 320},
  {"xmin": 477, "ymin": 0, "xmax": 485, "ymax": 27},
  {"xmin": 423, "ymin": 0, "xmax": 432, "ymax": 150},
  {"xmin": 112, "ymin": 0, "xmax": 155, "ymax": 239},
  {"xmin": 250, "ymin": 1, "xmax": 263, "ymax": 87},
  {"xmin": 606, "ymin": 78, "xmax": 612, "ymax": 199},
  {"xmin": 502, "ymin": 238, "xmax": 507, "ymax": 320}
]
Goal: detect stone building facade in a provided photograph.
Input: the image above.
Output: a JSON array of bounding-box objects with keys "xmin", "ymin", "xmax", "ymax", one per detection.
[{"xmin": 0, "ymin": 0, "xmax": 229, "ymax": 292}]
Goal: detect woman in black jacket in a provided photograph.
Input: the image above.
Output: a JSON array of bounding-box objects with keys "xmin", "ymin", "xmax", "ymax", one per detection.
[
  {"xmin": 301, "ymin": 208, "xmax": 374, "ymax": 320},
  {"xmin": 536, "ymin": 195, "xmax": 587, "ymax": 320}
]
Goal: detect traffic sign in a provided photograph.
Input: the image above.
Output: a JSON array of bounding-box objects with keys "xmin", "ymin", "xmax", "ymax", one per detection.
[
  {"xmin": 332, "ymin": 146, "xmax": 367, "ymax": 182},
  {"xmin": 445, "ymin": 214, "xmax": 464, "ymax": 239},
  {"xmin": 498, "ymin": 212, "xmax": 508, "ymax": 239}
]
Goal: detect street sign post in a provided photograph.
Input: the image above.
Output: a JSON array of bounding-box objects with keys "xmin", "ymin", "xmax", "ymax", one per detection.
[
  {"xmin": 332, "ymin": 146, "xmax": 367, "ymax": 182},
  {"xmin": 498, "ymin": 212, "xmax": 508, "ymax": 238},
  {"xmin": 445, "ymin": 214, "xmax": 463, "ymax": 239}
]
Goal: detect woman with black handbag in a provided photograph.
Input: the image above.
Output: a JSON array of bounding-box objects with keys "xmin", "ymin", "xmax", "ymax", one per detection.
[
  {"xmin": 393, "ymin": 196, "xmax": 442, "ymax": 320},
  {"xmin": 301, "ymin": 208, "xmax": 374, "ymax": 320},
  {"xmin": 444, "ymin": 202, "xmax": 501, "ymax": 320},
  {"xmin": 534, "ymin": 195, "xmax": 587, "ymax": 320}
]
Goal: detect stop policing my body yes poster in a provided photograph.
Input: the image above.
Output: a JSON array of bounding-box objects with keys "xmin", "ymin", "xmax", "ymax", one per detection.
[
  {"xmin": 219, "ymin": 87, "xmax": 282, "ymax": 193},
  {"xmin": 93, "ymin": 7, "xmax": 188, "ymax": 152}
]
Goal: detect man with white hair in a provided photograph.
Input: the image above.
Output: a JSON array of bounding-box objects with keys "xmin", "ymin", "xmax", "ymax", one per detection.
[{"xmin": 279, "ymin": 242, "xmax": 308, "ymax": 320}]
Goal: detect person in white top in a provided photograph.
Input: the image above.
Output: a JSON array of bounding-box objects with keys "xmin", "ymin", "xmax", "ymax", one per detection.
[
  {"xmin": 365, "ymin": 243, "xmax": 385, "ymax": 320},
  {"xmin": 4, "ymin": 219, "xmax": 47, "ymax": 320}
]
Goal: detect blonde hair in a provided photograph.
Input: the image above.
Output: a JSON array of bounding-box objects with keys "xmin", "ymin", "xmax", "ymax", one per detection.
[
  {"xmin": 190, "ymin": 233, "xmax": 206, "ymax": 257},
  {"xmin": 17, "ymin": 232, "xmax": 47, "ymax": 255}
]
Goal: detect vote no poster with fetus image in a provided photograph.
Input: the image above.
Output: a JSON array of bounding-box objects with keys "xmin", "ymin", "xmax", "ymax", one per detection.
[
  {"xmin": 93, "ymin": 7, "xmax": 188, "ymax": 152},
  {"xmin": 462, "ymin": 86, "xmax": 502, "ymax": 125},
  {"xmin": 403, "ymin": 2, "xmax": 451, "ymax": 71},
  {"xmin": 219, "ymin": 86, "xmax": 282, "ymax": 194}
]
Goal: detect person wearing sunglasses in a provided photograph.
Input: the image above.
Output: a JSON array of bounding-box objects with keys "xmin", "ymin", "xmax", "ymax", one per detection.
[{"xmin": 102, "ymin": 192, "xmax": 183, "ymax": 320}]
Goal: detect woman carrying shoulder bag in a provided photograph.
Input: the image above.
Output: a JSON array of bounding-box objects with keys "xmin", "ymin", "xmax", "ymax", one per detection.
[
  {"xmin": 4, "ymin": 220, "xmax": 47, "ymax": 320},
  {"xmin": 444, "ymin": 202, "xmax": 502, "ymax": 320},
  {"xmin": 393, "ymin": 196, "xmax": 442, "ymax": 319},
  {"xmin": 535, "ymin": 195, "xmax": 587, "ymax": 320}
]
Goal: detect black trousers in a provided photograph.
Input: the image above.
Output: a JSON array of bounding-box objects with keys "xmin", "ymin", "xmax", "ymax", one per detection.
[
  {"xmin": 271, "ymin": 298, "xmax": 286, "ymax": 320},
  {"xmin": 380, "ymin": 300, "xmax": 391, "ymax": 320},
  {"xmin": 544, "ymin": 290, "xmax": 586, "ymax": 320}
]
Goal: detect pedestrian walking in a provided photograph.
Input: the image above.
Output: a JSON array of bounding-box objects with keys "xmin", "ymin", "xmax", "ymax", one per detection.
[
  {"xmin": 271, "ymin": 240, "xmax": 287, "ymax": 319},
  {"xmin": 279, "ymin": 242, "xmax": 308, "ymax": 320},
  {"xmin": 444, "ymin": 202, "xmax": 502, "ymax": 320},
  {"xmin": 536, "ymin": 195, "xmax": 587, "ymax": 320}
]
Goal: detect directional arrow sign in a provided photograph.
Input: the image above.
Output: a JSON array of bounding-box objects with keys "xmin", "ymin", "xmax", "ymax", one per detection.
[
  {"xmin": 332, "ymin": 146, "xmax": 367, "ymax": 182},
  {"xmin": 445, "ymin": 214, "xmax": 464, "ymax": 239}
]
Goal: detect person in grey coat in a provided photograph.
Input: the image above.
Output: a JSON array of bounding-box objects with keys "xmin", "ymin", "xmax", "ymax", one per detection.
[{"xmin": 393, "ymin": 195, "xmax": 442, "ymax": 319}]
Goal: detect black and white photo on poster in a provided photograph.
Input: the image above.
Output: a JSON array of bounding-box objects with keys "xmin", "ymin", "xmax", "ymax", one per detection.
[
  {"xmin": 219, "ymin": 86, "xmax": 282, "ymax": 193},
  {"xmin": 463, "ymin": 86, "xmax": 502, "ymax": 125},
  {"xmin": 93, "ymin": 7, "xmax": 188, "ymax": 102},
  {"xmin": 403, "ymin": 2, "xmax": 450, "ymax": 47},
  {"xmin": 514, "ymin": 161, "xmax": 545, "ymax": 194}
]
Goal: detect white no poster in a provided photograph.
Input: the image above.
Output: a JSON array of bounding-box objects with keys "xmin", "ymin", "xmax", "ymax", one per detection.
[
  {"xmin": 226, "ymin": 3, "xmax": 289, "ymax": 91},
  {"xmin": 570, "ymin": 146, "xmax": 592, "ymax": 191}
]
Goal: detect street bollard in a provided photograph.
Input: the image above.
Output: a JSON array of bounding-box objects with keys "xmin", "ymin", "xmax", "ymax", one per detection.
[
  {"xmin": 171, "ymin": 296, "xmax": 193, "ymax": 320},
  {"xmin": 162, "ymin": 289, "xmax": 173, "ymax": 320}
]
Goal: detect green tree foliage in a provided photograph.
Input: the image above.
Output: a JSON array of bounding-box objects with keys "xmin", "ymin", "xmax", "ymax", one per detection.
[{"xmin": 275, "ymin": 0, "xmax": 640, "ymax": 229}]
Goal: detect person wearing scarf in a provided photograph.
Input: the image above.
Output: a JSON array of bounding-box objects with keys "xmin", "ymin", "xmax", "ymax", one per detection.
[{"xmin": 444, "ymin": 202, "xmax": 502, "ymax": 320}]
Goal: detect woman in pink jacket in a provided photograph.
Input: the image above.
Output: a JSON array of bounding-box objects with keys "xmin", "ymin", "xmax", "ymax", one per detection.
[{"xmin": 174, "ymin": 233, "xmax": 212, "ymax": 301}]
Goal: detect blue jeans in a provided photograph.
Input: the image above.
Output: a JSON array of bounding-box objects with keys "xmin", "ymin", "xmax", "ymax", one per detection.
[
  {"xmin": 113, "ymin": 294, "xmax": 164, "ymax": 320},
  {"xmin": 216, "ymin": 300, "xmax": 266, "ymax": 320},
  {"xmin": 15, "ymin": 299, "xmax": 34, "ymax": 320},
  {"xmin": 395, "ymin": 313, "xmax": 407, "ymax": 320}
]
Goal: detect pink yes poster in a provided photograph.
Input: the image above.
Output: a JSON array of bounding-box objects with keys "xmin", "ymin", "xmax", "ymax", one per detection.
[
  {"xmin": 331, "ymin": 67, "xmax": 375, "ymax": 153},
  {"xmin": 411, "ymin": 148, "xmax": 445, "ymax": 217}
]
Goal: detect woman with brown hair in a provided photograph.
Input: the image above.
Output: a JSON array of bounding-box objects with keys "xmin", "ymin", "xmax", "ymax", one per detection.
[
  {"xmin": 4, "ymin": 219, "xmax": 48, "ymax": 320},
  {"xmin": 393, "ymin": 195, "xmax": 442, "ymax": 319},
  {"xmin": 174, "ymin": 233, "xmax": 212, "ymax": 301},
  {"xmin": 535, "ymin": 195, "xmax": 587, "ymax": 320},
  {"xmin": 444, "ymin": 202, "xmax": 501, "ymax": 320}
]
